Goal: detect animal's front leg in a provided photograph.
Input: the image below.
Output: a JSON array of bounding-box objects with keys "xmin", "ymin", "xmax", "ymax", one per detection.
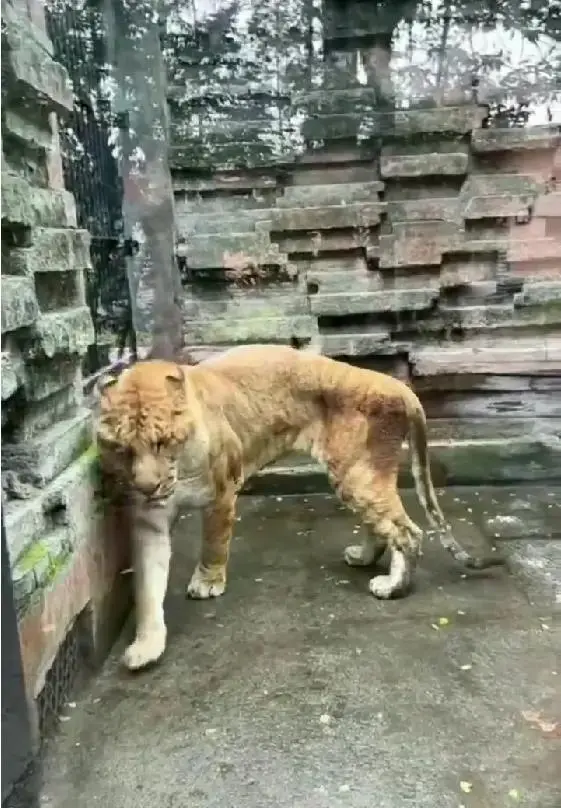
[
  {"xmin": 122, "ymin": 501, "xmax": 171, "ymax": 670},
  {"xmin": 187, "ymin": 495, "xmax": 236, "ymax": 599}
]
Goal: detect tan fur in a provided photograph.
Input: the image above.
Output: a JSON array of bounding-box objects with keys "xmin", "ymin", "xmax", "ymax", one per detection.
[{"xmin": 95, "ymin": 345, "xmax": 503, "ymax": 670}]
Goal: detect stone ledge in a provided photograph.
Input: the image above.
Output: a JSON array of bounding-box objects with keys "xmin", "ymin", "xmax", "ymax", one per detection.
[
  {"xmin": 1, "ymin": 275, "xmax": 39, "ymax": 334},
  {"xmin": 2, "ymin": 6, "xmax": 73, "ymax": 114},
  {"xmin": 2, "ymin": 173, "xmax": 77, "ymax": 229},
  {"xmin": 244, "ymin": 432, "xmax": 561, "ymax": 496}
]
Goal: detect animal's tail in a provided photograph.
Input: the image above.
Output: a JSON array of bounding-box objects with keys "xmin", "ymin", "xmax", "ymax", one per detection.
[{"xmin": 404, "ymin": 390, "xmax": 504, "ymax": 570}]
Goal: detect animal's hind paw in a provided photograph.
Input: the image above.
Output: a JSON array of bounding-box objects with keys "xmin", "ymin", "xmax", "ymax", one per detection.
[{"xmin": 187, "ymin": 565, "xmax": 226, "ymax": 599}]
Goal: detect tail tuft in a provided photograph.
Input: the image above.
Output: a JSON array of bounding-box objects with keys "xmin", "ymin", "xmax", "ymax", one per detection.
[{"xmin": 407, "ymin": 394, "xmax": 506, "ymax": 571}]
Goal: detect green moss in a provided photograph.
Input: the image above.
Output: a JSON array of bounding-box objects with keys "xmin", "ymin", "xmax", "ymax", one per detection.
[{"xmin": 17, "ymin": 539, "xmax": 49, "ymax": 573}]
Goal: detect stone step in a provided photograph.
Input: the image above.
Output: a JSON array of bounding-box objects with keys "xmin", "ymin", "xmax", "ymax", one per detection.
[
  {"xmin": 277, "ymin": 181, "xmax": 384, "ymax": 208},
  {"xmin": 310, "ymin": 288, "xmax": 439, "ymax": 316},
  {"xmin": 259, "ymin": 202, "xmax": 384, "ymax": 232},
  {"xmin": 1, "ymin": 275, "xmax": 38, "ymax": 334},
  {"xmin": 2, "ymin": 408, "xmax": 91, "ymax": 488}
]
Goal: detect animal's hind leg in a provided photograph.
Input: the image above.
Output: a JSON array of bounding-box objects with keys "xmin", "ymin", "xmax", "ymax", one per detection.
[{"xmin": 332, "ymin": 462, "xmax": 423, "ymax": 598}]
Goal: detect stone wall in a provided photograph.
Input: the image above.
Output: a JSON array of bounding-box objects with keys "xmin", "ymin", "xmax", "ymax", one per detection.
[
  {"xmin": 1, "ymin": 0, "xmax": 130, "ymax": 730},
  {"xmin": 166, "ymin": 0, "xmax": 561, "ymax": 484}
]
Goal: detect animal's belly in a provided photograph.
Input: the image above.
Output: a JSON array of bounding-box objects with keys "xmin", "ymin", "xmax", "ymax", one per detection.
[{"xmin": 175, "ymin": 475, "xmax": 215, "ymax": 508}]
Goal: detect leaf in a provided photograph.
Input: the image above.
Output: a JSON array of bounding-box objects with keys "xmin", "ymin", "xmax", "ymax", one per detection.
[
  {"xmin": 460, "ymin": 781, "xmax": 473, "ymax": 793},
  {"xmin": 521, "ymin": 709, "xmax": 560, "ymax": 736}
]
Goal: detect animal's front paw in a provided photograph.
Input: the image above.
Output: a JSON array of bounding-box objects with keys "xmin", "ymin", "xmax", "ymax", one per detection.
[
  {"xmin": 122, "ymin": 629, "xmax": 166, "ymax": 670},
  {"xmin": 187, "ymin": 565, "xmax": 226, "ymax": 599}
]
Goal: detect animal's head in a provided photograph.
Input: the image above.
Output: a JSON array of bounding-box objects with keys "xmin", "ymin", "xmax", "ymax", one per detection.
[{"xmin": 94, "ymin": 361, "xmax": 192, "ymax": 500}]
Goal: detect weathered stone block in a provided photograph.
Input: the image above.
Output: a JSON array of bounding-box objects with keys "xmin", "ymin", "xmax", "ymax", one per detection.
[
  {"xmin": 23, "ymin": 356, "xmax": 80, "ymax": 401},
  {"xmin": 2, "ymin": 5, "xmax": 73, "ymax": 113},
  {"xmin": 392, "ymin": 105, "xmax": 487, "ymax": 136},
  {"xmin": 2, "ymin": 409, "xmax": 91, "ymax": 487},
  {"xmin": 460, "ymin": 174, "xmax": 541, "ymax": 220},
  {"xmin": 31, "ymin": 306, "xmax": 95, "ymax": 358},
  {"xmin": 319, "ymin": 329, "xmax": 392, "ymax": 356},
  {"xmin": 464, "ymin": 194, "xmax": 535, "ymax": 220},
  {"xmin": 186, "ymin": 232, "xmax": 287, "ymax": 270},
  {"xmin": 388, "ymin": 198, "xmax": 461, "ymax": 223},
  {"xmin": 2, "ymin": 173, "xmax": 77, "ymax": 228},
  {"xmin": 534, "ymin": 193, "xmax": 561, "ymax": 218},
  {"xmin": 1, "ymin": 351, "xmax": 24, "ymax": 400},
  {"xmin": 11, "ymin": 564, "xmax": 36, "ymax": 610},
  {"xmin": 262, "ymin": 203, "xmax": 384, "ymax": 232},
  {"xmin": 179, "ymin": 210, "xmax": 274, "ymax": 237},
  {"xmin": 1, "ymin": 276, "xmax": 39, "ymax": 334},
  {"xmin": 305, "ymin": 268, "xmax": 382, "ymax": 295},
  {"xmin": 185, "ymin": 315, "xmax": 318, "ymax": 345},
  {"xmin": 381, "ymin": 151, "xmax": 469, "ymax": 178},
  {"xmin": 380, "ymin": 221, "xmax": 460, "ymax": 268},
  {"xmin": 471, "ymin": 126, "xmax": 560, "ymax": 153},
  {"xmin": 3, "ymin": 109, "xmax": 52, "ymax": 152},
  {"xmin": 514, "ymin": 282, "xmax": 561, "ymax": 307},
  {"xmin": 278, "ymin": 181, "xmax": 384, "ymax": 208},
  {"xmin": 310, "ymin": 288, "xmax": 438, "ymax": 316},
  {"xmin": 9, "ymin": 228, "xmax": 91, "ymax": 274}
]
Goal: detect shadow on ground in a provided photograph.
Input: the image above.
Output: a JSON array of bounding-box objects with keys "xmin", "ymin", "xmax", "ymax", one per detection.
[{"xmin": 40, "ymin": 488, "xmax": 560, "ymax": 808}]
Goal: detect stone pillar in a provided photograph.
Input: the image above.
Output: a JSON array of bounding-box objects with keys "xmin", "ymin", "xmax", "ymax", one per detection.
[
  {"xmin": 1, "ymin": 0, "xmax": 131, "ymax": 723},
  {"xmin": 106, "ymin": 0, "xmax": 184, "ymax": 358}
]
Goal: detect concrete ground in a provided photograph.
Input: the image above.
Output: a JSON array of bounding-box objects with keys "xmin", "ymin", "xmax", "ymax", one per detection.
[{"xmin": 39, "ymin": 486, "xmax": 560, "ymax": 808}]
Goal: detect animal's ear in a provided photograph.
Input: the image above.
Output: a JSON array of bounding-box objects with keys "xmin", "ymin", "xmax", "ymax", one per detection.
[
  {"xmin": 95, "ymin": 374, "xmax": 119, "ymax": 401},
  {"xmin": 165, "ymin": 365, "xmax": 185, "ymax": 395}
]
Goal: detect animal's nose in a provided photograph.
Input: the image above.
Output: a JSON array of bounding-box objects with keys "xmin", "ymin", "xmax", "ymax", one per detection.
[{"xmin": 136, "ymin": 480, "xmax": 159, "ymax": 497}]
